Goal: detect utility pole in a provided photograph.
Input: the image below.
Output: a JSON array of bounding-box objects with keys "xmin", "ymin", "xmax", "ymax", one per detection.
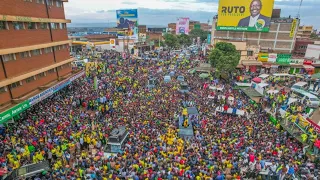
[{"xmin": 297, "ymin": 0, "xmax": 303, "ymax": 18}]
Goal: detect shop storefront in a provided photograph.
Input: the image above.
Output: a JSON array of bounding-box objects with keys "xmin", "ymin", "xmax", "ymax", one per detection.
[
  {"xmin": 261, "ymin": 63, "xmax": 271, "ymax": 73},
  {"xmin": 242, "ymin": 60, "xmax": 262, "ymax": 73},
  {"xmin": 0, "ymin": 71, "xmax": 85, "ymax": 125},
  {"xmin": 276, "ymin": 54, "xmax": 291, "ymax": 73},
  {"xmin": 303, "ymin": 65, "xmax": 315, "ymax": 74},
  {"xmin": 303, "ymin": 59, "xmax": 315, "ymax": 74},
  {"xmin": 313, "ymin": 64, "xmax": 320, "ymax": 73},
  {"xmin": 289, "ymin": 64, "xmax": 304, "ymax": 74}
]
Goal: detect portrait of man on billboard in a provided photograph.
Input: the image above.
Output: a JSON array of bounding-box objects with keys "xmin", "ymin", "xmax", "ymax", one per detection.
[
  {"xmin": 179, "ymin": 27, "xmax": 186, "ymax": 34},
  {"xmin": 118, "ymin": 17, "xmax": 129, "ymax": 29},
  {"xmin": 238, "ymin": 0, "xmax": 271, "ymax": 28}
]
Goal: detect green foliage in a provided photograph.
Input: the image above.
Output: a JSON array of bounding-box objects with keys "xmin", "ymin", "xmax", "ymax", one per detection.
[
  {"xmin": 163, "ymin": 34, "xmax": 178, "ymax": 48},
  {"xmin": 177, "ymin": 34, "xmax": 192, "ymax": 47},
  {"xmin": 310, "ymin": 32, "xmax": 319, "ymax": 39},
  {"xmin": 189, "ymin": 29, "xmax": 210, "ymax": 42},
  {"xmin": 208, "ymin": 42, "xmax": 240, "ymax": 77}
]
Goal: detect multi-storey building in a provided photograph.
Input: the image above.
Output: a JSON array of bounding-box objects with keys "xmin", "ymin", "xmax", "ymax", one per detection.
[
  {"xmin": 297, "ymin": 25, "xmax": 313, "ymax": 39},
  {"xmin": 211, "ymin": 17, "xmax": 299, "ymax": 54},
  {"xmin": 293, "ymin": 39, "xmax": 315, "ymax": 57},
  {"xmin": 168, "ymin": 20, "xmax": 210, "ymax": 34},
  {"xmin": 0, "ymin": 0, "xmax": 78, "ymax": 110},
  {"xmin": 210, "ymin": 9, "xmax": 299, "ymax": 72}
]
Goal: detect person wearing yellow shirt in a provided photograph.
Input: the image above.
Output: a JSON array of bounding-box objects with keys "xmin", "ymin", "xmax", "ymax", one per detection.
[
  {"xmin": 36, "ymin": 151, "xmax": 44, "ymax": 161},
  {"xmin": 13, "ymin": 160, "xmax": 20, "ymax": 169}
]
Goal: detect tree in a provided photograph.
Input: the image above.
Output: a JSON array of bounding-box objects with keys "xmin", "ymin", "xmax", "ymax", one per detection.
[
  {"xmin": 163, "ymin": 34, "xmax": 178, "ymax": 48},
  {"xmin": 177, "ymin": 34, "xmax": 192, "ymax": 47},
  {"xmin": 208, "ymin": 42, "xmax": 240, "ymax": 77},
  {"xmin": 310, "ymin": 32, "xmax": 319, "ymax": 39},
  {"xmin": 189, "ymin": 29, "xmax": 210, "ymax": 42}
]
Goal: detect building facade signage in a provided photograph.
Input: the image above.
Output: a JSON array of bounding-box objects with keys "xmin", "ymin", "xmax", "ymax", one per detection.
[
  {"xmin": 0, "ymin": 14, "xmax": 70, "ymax": 23},
  {"xmin": 271, "ymin": 18, "xmax": 293, "ymax": 23},
  {"xmin": 289, "ymin": 19, "xmax": 297, "ymax": 38},
  {"xmin": 0, "ymin": 100, "xmax": 30, "ymax": 124},
  {"xmin": 29, "ymin": 71, "xmax": 85, "ymax": 106}
]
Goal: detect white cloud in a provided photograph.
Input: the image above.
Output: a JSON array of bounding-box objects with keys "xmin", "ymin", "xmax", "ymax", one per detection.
[{"xmin": 64, "ymin": 0, "xmax": 320, "ymax": 29}]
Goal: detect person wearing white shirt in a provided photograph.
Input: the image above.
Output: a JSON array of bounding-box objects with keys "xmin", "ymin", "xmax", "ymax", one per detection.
[{"xmin": 238, "ymin": 0, "xmax": 271, "ymax": 28}]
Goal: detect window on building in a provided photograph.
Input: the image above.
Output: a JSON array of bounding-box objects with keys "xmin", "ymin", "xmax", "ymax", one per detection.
[
  {"xmin": 38, "ymin": 72, "xmax": 46, "ymax": 78},
  {"xmin": 53, "ymin": 46, "xmax": 60, "ymax": 51},
  {"xmin": 26, "ymin": 76, "xmax": 36, "ymax": 83},
  {"xmin": 44, "ymin": 47, "xmax": 53, "ymax": 53},
  {"xmin": 60, "ymin": 23, "xmax": 66, "ymax": 29},
  {"xmin": 0, "ymin": 87, "xmax": 7, "ymax": 94},
  {"xmin": 32, "ymin": 49, "xmax": 42, "ymax": 56},
  {"xmin": 0, "ymin": 21, "xmax": 8, "ymax": 30},
  {"xmin": 20, "ymin": 51, "xmax": 31, "ymax": 58},
  {"xmin": 10, "ymin": 81, "xmax": 22, "ymax": 89},
  {"xmin": 36, "ymin": 0, "xmax": 44, "ymax": 3},
  {"xmin": 47, "ymin": 0, "xmax": 53, "ymax": 6},
  {"xmin": 56, "ymin": 0, "xmax": 63, "ymax": 7},
  {"xmin": 24, "ymin": 0, "xmax": 33, "ymax": 2},
  {"xmin": 2, "ymin": 54, "xmax": 16, "ymax": 62},
  {"xmin": 13, "ymin": 22, "xmax": 24, "ymax": 30},
  {"xmin": 247, "ymin": 51, "xmax": 253, "ymax": 56},
  {"xmin": 50, "ymin": 23, "xmax": 57, "ymax": 29},
  {"xmin": 27, "ymin": 22, "xmax": 37, "ymax": 30},
  {"xmin": 48, "ymin": 69, "xmax": 56, "ymax": 73},
  {"xmin": 39, "ymin": 23, "xmax": 48, "ymax": 29}
]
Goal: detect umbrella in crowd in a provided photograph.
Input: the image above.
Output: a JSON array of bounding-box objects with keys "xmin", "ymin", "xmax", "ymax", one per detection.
[{"xmin": 252, "ymin": 77, "xmax": 262, "ymax": 83}]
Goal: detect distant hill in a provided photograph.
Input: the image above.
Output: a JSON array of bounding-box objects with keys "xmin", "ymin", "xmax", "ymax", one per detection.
[
  {"xmin": 68, "ymin": 23, "xmax": 117, "ymax": 28},
  {"xmin": 68, "ymin": 23, "xmax": 167, "ymax": 28}
]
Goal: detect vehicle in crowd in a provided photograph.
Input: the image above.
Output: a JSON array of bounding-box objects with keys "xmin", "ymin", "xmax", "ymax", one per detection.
[
  {"xmin": 179, "ymin": 82, "xmax": 190, "ymax": 93},
  {"xmin": 292, "ymin": 89, "xmax": 320, "ymax": 108},
  {"xmin": 164, "ymin": 75, "xmax": 171, "ymax": 83},
  {"xmin": 177, "ymin": 75, "xmax": 185, "ymax": 82},
  {"xmin": 272, "ymin": 73, "xmax": 294, "ymax": 81},
  {"xmin": 258, "ymin": 74, "xmax": 270, "ymax": 83},
  {"xmin": 72, "ymin": 59, "xmax": 88, "ymax": 68},
  {"xmin": 147, "ymin": 77, "xmax": 158, "ymax": 90},
  {"xmin": 291, "ymin": 82, "xmax": 309, "ymax": 91}
]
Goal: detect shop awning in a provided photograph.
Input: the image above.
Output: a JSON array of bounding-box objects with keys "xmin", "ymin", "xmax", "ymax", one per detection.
[
  {"xmin": 276, "ymin": 62, "xmax": 291, "ymax": 66},
  {"xmin": 290, "ymin": 64, "xmax": 304, "ymax": 68},
  {"xmin": 262, "ymin": 64, "xmax": 272, "ymax": 68},
  {"xmin": 303, "ymin": 60, "xmax": 313, "ymax": 65},
  {"xmin": 236, "ymin": 64, "xmax": 244, "ymax": 68},
  {"xmin": 242, "ymin": 60, "xmax": 262, "ymax": 66},
  {"xmin": 303, "ymin": 65, "xmax": 315, "ymax": 70},
  {"xmin": 312, "ymin": 63, "xmax": 320, "ymax": 67}
]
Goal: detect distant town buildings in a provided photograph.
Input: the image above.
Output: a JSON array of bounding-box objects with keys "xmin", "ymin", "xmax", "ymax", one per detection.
[{"xmin": 297, "ymin": 25, "xmax": 313, "ymax": 39}]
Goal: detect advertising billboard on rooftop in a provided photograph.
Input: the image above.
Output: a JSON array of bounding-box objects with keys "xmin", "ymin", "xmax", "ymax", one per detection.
[
  {"xmin": 217, "ymin": 0, "xmax": 275, "ymax": 32},
  {"xmin": 116, "ymin": 9, "xmax": 138, "ymax": 39},
  {"xmin": 176, "ymin": 17, "xmax": 190, "ymax": 35}
]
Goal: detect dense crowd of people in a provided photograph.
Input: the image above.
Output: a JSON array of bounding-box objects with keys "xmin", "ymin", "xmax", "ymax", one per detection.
[{"xmin": 0, "ymin": 50, "xmax": 318, "ymax": 180}]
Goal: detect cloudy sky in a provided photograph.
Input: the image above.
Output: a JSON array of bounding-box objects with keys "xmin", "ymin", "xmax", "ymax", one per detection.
[{"xmin": 64, "ymin": 0, "xmax": 320, "ymax": 30}]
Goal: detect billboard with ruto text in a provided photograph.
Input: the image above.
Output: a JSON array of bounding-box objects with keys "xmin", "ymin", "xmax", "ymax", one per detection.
[{"xmin": 217, "ymin": 0, "xmax": 275, "ymax": 32}]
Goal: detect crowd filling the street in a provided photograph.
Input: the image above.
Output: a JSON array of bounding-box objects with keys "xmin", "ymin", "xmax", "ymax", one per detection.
[{"xmin": 0, "ymin": 49, "xmax": 320, "ymax": 180}]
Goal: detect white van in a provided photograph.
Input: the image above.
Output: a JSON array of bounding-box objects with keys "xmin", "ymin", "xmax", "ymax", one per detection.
[
  {"xmin": 272, "ymin": 73, "xmax": 293, "ymax": 81},
  {"xmin": 292, "ymin": 89, "xmax": 320, "ymax": 108},
  {"xmin": 291, "ymin": 82, "xmax": 309, "ymax": 91},
  {"xmin": 258, "ymin": 74, "xmax": 270, "ymax": 82}
]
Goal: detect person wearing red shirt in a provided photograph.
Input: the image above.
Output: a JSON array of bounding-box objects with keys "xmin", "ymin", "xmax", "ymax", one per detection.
[{"xmin": 224, "ymin": 104, "xmax": 229, "ymax": 113}]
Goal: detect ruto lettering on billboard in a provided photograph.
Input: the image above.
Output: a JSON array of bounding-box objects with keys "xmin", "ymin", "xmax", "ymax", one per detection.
[{"xmin": 217, "ymin": 0, "xmax": 275, "ymax": 32}]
